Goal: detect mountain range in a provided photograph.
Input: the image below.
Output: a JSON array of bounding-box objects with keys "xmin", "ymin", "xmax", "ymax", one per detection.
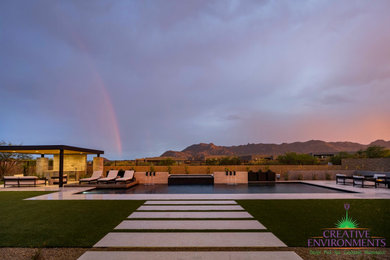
[{"xmin": 161, "ymin": 140, "xmax": 390, "ymax": 160}]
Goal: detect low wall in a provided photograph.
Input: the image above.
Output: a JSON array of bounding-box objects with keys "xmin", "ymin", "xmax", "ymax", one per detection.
[
  {"xmin": 101, "ymin": 165, "xmax": 342, "ymax": 175},
  {"xmin": 134, "ymin": 172, "xmax": 169, "ymax": 184},
  {"xmin": 214, "ymin": 171, "xmax": 248, "ymax": 184},
  {"xmin": 342, "ymin": 158, "xmax": 390, "ymax": 171},
  {"xmin": 286, "ymin": 170, "xmax": 355, "ymax": 180}
]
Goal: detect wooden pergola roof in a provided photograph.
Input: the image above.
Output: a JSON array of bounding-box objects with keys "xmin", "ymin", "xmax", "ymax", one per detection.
[{"xmin": 0, "ymin": 145, "xmax": 104, "ymax": 155}]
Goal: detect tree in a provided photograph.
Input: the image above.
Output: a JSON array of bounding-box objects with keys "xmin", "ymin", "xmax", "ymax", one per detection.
[
  {"xmin": 365, "ymin": 146, "xmax": 388, "ymax": 158},
  {"xmin": 330, "ymin": 152, "xmax": 353, "ymax": 165},
  {"xmin": 0, "ymin": 141, "xmax": 32, "ymax": 178}
]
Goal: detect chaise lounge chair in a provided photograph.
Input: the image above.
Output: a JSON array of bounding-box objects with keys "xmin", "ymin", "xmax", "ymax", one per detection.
[
  {"xmin": 79, "ymin": 171, "xmax": 103, "ymax": 184},
  {"xmin": 97, "ymin": 170, "xmax": 119, "ymax": 184},
  {"xmin": 115, "ymin": 170, "xmax": 135, "ymax": 184}
]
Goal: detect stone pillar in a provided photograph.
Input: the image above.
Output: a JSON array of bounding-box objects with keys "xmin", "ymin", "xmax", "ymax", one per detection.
[
  {"xmin": 93, "ymin": 157, "xmax": 104, "ymax": 174},
  {"xmin": 36, "ymin": 157, "xmax": 49, "ymax": 177}
]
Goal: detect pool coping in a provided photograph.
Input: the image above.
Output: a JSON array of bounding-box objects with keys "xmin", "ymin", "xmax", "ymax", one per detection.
[{"xmin": 23, "ymin": 181, "xmax": 390, "ymax": 200}]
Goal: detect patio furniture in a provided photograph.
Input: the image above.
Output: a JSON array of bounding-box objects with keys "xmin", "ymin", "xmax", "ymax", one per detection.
[
  {"xmin": 373, "ymin": 174, "xmax": 389, "ymax": 188},
  {"xmin": 353, "ymin": 175, "xmax": 365, "ymax": 187},
  {"xmin": 336, "ymin": 174, "xmax": 347, "ymax": 184},
  {"xmin": 51, "ymin": 174, "xmax": 68, "ymax": 185},
  {"xmin": 79, "ymin": 171, "xmax": 103, "ymax": 184},
  {"xmin": 3, "ymin": 175, "xmax": 47, "ymax": 187},
  {"xmin": 97, "ymin": 170, "xmax": 119, "ymax": 184},
  {"xmin": 115, "ymin": 170, "xmax": 135, "ymax": 184}
]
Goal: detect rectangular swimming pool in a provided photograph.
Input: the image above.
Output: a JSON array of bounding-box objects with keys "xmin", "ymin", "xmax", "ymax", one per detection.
[{"xmin": 81, "ymin": 183, "xmax": 353, "ymax": 194}]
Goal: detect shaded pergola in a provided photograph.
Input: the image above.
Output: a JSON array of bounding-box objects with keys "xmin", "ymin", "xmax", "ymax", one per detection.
[{"xmin": 0, "ymin": 145, "xmax": 104, "ymax": 187}]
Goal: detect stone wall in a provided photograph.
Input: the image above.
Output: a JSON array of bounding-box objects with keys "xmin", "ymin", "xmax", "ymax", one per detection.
[
  {"xmin": 134, "ymin": 172, "xmax": 169, "ymax": 184},
  {"xmin": 53, "ymin": 154, "xmax": 87, "ymax": 172},
  {"xmin": 286, "ymin": 170, "xmax": 355, "ymax": 180},
  {"xmin": 214, "ymin": 171, "xmax": 248, "ymax": 184},
  {"xmin": 102, "ymin": 165, "xmax": 342, "ymax": 176},
  {"xmin": 342, "ymin": 158, "xmax": 390, "ymax": 171},
  {"xmin": 36, "ymin": 158, "xmax": 48, "ymax": 176}
]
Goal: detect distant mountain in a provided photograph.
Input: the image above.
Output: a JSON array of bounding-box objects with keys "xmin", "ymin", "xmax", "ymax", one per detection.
[{"xmin": 161, "ymin": 140, "xmax": 390, "ymax": 160}]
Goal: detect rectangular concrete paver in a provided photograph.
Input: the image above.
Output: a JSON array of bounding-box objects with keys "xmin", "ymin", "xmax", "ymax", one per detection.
[
  {"xmin": 94, "ymin": 232, "xmax": 286, "ymax": 247},
  {"xmin": 128, "ymin": 211, "xmax": 253, "ymax": 219},
  {"xmin": 137, "ymin": 205, "xmax": 243, "ymax": 211},
  {"xmin": 79, "ymin": 251, "xmax": 302, "ymax": 260},
  {"xmin": 145, "ymin": 200, "xmax": 237, "ymax": 204},
  {"xmin": 115, "ymin": 220, "xmax": 265, "ymax": 230}
]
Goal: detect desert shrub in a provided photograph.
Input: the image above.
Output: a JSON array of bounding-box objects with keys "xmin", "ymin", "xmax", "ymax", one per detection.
[{"xmin": 277, "ymin": 152, "xmax": 319, "ymax": 165}]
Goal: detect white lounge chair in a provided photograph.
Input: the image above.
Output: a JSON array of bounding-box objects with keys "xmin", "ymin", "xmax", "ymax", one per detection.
[
  {"xmin": 115, "ymin": 170, "xmax": 135, "ymax": 184},
  {"xmin": 79, "ymin": 171, "xmax": 103, "ymax": 184},
  {"xmin": 97, "ymin": 170, "xmax": 119, "ymax": 184}
]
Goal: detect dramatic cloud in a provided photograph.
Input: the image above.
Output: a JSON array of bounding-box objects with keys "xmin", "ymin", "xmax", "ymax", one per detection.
[{"xmin": 1, "ymin": 0, "xmax": 390, "ymax": 159}]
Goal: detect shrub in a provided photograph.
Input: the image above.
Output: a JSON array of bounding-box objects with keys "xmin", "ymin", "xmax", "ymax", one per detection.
[
  {"xmin": 277, "ymin": 152, "xmax": 319, "ymax": 165},
  {"xmin": 297, "ymin": 174, "xmax": 304, "ymax": 180},
  {"xmin": 325, "ymin": 173, "xmax": 331, "ymax": 180},
  {"xmin": 167, "ymin": 166, "xmax": 172, "ymax": 174},
  {"xmin": 158, "ymin": 158, "xmax": 176, "ymax": 166},
  {"xmin": 184, "ymin": 166, "xmax": 189, "ymax": 174},
  {"xmin": 312, "ymin": 173, "xmax": 318, "ymax": 180},
  {"xmin": 283, "ymin": 172, "xmax": 289, "ymax": 181}
]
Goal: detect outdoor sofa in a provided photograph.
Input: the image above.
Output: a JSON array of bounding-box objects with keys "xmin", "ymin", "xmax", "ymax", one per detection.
[
  {"xmin": 3, "ymin": 175, "xmax": 47, "ymax": 187},
  {"xmin": 79, "ymin": 170, "xmax": 103, "ymax": 184}
]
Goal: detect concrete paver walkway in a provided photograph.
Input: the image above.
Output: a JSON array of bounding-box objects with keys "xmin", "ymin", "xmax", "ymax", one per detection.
[
  {"xmin": 78, "ymin": 200, "xmax": 303, "ymax": 260},
  {"xmin": 128, "ymin": 211, "xmax": 253, "ymax": 218},
  {"xmin": 137, "ymin": 205, "xmax": 244, "ymax": 211},
  {"xmin": 115, "ymin": 220, "xmax": 265, "ymax": 230},
  {"xmin": 95, "ymin": 232, "xmax": 286, "ymax": 247},
  {"xmin": 79, "ymin": 251, "xmax": 303, "ymax": 260},
  {"xmin": 144, "ymin": 200, "xmax": 237, "ymax": 204}
]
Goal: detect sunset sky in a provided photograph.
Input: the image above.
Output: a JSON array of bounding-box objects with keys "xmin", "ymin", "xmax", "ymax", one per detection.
[{"xmin": 1, "ymin": 0, "xmax": 390, "ymax": 159}]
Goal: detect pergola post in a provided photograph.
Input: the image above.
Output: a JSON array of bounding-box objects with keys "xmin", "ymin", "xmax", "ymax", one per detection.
[{"xmin": 59, "ymin": 149, "xmax": 64, "ymax": 187}]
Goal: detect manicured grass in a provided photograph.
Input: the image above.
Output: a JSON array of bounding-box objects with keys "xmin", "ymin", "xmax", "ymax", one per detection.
[
  {"xmin": 0, "ymin": 192, "xmax": 144, "ymax": 247},
  {"xmin": 238, "ymin": 199, "xmax": 390, "ymax": 247}
]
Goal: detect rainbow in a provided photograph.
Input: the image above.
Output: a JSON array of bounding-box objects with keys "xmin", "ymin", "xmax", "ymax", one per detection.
[{"xmin": 69, "ymin": 31, "xmax": 122, "ymax": 155}]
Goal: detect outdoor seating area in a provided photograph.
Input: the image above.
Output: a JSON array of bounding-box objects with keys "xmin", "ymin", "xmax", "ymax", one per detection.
[
  {"xmin": 79, "ymin": 170, "xmax": 135, "ymax": 185},
  {"xmin": 336, "ymin": 172, "xmax": 390, "ymax": 188},
  {"xmin": 3, "ymin": 175, "xmax": 47, "ymax": 187}
]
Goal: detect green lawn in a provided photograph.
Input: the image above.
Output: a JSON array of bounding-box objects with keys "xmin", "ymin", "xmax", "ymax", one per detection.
[
  {"xmin": 238, "ymin": 199, "xmax": 390, "ymax": 247},
  {"xmin": 0, "ymin": 191, "xmax": 144, "ymax": 247}
]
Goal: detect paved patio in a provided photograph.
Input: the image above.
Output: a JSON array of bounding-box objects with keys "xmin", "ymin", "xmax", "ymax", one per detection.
[{"xmin": 18, "ymin": 181, "xmax": 390, "ymax": 200}]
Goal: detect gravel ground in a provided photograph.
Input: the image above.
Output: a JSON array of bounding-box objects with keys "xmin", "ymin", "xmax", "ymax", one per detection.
[{"xmin": 0, "ymin": 248, "xmax": 87, "ymax": 260}]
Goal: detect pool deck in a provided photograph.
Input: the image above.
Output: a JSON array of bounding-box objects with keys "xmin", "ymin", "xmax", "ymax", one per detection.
[{"xmin": 8, "ymin": 180, "xmax": 389, "ymax": 200}]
